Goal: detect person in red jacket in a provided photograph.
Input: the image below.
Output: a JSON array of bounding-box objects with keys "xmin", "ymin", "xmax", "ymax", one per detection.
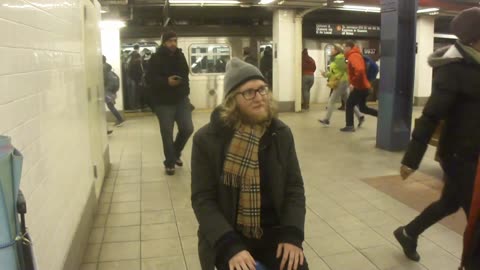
[
  {"xmin": 302, "ymin": 49, "xmax": 316, "ymax": 110},
  {"xmin": 341, "ymin": 41, "xmax": 378, "ymax": 132}
]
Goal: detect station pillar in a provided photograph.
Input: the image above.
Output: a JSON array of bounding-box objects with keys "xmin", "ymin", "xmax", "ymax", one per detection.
[
  {"xmin": 376, "ymin": 0, "xmax": 418, "ymax": 151},
  {"xmin": 272, "ymin": 9, "xmax": 298, "ymax": 112}
]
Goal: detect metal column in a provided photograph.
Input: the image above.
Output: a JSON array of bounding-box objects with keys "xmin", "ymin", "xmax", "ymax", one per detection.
[{"xmin": 376, "ymin": 0, "xmax": 418, "ymax": 151}]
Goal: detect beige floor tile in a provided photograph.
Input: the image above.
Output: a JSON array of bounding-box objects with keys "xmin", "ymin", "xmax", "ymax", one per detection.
[
  {"xmin": 356, "ymin": 210, "xmax": 400, "ymax": 227},
  {"xmin": 106, "ymin": 213, "xmax": 141, "ymax": 227},
  {"xmin": 360, "ymin": 244, "xmax": 426, "ymax": 270},
  {"xmin": 94, "ymin": 215, "xmax": 108, "ymax": 228},
  {"xmin": 89, "ymin": 228, "xmax": 105, "ymax": 244},
  {"xmin": 141, "ymin": 200, "xmax": 172, "ymax": 212},
  {"xmin": 323, "ymin": 251, "xmax": 377, "ymax": 270},
  {"xmin": 111, "ymin": 190, "xmax": 141, "ymax": 203},
  {"xmin": 83, "ymin": 244, "xmax": 101, "ymax": 263},
  {"xmin": 325, "ymin": 215, "xmax": 370, "ymax": 233},
  {"xmin": 99, "ymin": 241, "xmax": 141, "ymax": 262},
  {"xmin": 98, "ymin": 260, "xmax": 140, "ymax": 270},
  {"xmin": 141, "ymin": 210, "xmax": 176, "ymax": 225},
  {"xmin": 116, "ymin": 175, "xmax": 141, "ymax": 184},
  {"xmin": 99, "ymin": 192, "xmax": 113, "ymax": 204},
  {"xmin": 423, "ymin": 230, "xmax": 463, "ymax": 258},
  {"xmin": 102, "ymin": 183, "xmax": 115, "ymax": 193},
  {"xmin": 416, "ymin": 238, "xmax": 461, "ymax": 270},
  {"xmin": 181, "ymin": 236, "xmax": 198, "ymax": 255},
  {"xmin": 141, "ymin": 238, "xmax": 183, "ymax": 259},
  {"xmin": 141, "ymin": 223, "xmax": 179, "ymax": 240},
  {"xmin": 307, "ymin": 257, "xmax": 331, "ymax": 270},
  {"xmin": 114, "ymin": 183, "xmax": 141, "ymax": 193},
  {"xmin": 104, "ymin": 226, "xmax": 141, "ymax": 242},
  {"xmin": 306, "ymin": 234, "xmax": 355, "ymax": 257},
  {"xmin": 110, "ymin": 201, "xmax": 141, "ymax": 214},
  {"xmin": 142, "ymin": 256, "xmax": 187, "ymax": 270},
  {"xmin": 96, "ymin": 204, "xmax": 110, "ymax": 215},
  {"xmin": 142, "ymin": 167, "xmax": 165, "ymax": 180},
  {"xmin": 184, "ymin": 254, "xmax": 201, "ymax": 270},
  {"xmin": 79, "ymin": 263, "xmax": 97, "ymax": 270},
  {"xmin": 116, "ymin": 169, "xmax": 141, "ymax": 177},
  {"xmin": 339, "ymin": 228, "xmax": 390, "ymax": 249}
]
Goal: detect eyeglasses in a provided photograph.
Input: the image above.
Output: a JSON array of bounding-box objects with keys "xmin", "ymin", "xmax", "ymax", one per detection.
[{"xmin": 237, "ymin": 86, "xmax": 269, "ymax": 100}]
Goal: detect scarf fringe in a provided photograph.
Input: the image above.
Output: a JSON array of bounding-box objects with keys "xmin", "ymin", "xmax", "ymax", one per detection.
[{"xmin": 223, "ymin": 173, "xmax": 243, "ymax": 188}]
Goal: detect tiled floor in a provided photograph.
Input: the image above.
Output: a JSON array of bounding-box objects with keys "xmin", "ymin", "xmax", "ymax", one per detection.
[{"xmin": 80, "ymin": 106, "xmax": 463, "ymax": 270}]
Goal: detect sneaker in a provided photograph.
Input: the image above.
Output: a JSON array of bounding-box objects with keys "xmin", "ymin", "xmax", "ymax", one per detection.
[
  {"xmin": 165, "ymin": 167, "xmax": 175, "ymax": 176},
  {"xmin": 318, "ymin": 119, "xmax": 330, "ymax": 126},
  {"xmin": 115, "ymin": 120, "xmax": 125, "ymax": 127},
  {"xmin": 394, "ymin": 226, "xmax": 420, "ymax": 262},
  {"xmin": 340, "ymin": 126, "xmax": 355, "ymax": 132},
  {"xmin": 358, "ymin": 116, "xmax": 365, "ymax": 128},
  {"xmin": 338, "ymin": 106, "xmax": 345, "ymax": 111},
  {"xmin": 107, "ymin": 130, "xmax": 113, "ymax": 135},
  {"xmin": 175, "ymin": 159, "xmax": 183, "ymax": 167}
]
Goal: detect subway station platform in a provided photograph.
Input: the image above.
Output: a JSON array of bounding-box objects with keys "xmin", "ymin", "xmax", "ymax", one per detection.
[{"xmin": 80, "ymin": 107, "xmax": 463, "ymax": 270}]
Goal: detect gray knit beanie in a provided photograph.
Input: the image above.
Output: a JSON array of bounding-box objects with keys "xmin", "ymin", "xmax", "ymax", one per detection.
[
  {"xmin": 224, "ymin": 58, "xmax": 266, "ymax": 98},
  {"xmin": 451, "ymin": 7, "xmax": 480, "ymax": 44}
]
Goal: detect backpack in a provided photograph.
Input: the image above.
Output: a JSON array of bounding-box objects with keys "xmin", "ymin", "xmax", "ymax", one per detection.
[
  {"xmin": 108, "ymin": 71, "xmax": 120, "ymax": 93},
  {"xmin": 363, "ymin": 56, "xmax": 379, "ymax": 82}
]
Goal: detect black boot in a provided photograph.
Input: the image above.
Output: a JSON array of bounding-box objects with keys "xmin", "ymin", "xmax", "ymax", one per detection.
[{"xmin": 394, "ymin": 226, "xmax": 421, "ymax": 262}]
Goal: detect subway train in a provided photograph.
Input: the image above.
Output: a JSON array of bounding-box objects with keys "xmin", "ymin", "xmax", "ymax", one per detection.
[{"xmin": 121, "ymin": 36, "xmax": 380, "ymax": 110}]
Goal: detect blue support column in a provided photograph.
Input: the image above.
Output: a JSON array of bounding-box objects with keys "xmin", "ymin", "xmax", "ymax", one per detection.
[{"xmin": 376, "ymin": 0, "xmax": 418, "ymax": 151}]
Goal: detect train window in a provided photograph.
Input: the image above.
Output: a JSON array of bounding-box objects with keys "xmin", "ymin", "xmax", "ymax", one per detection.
[{"xmin": 189, "ymin": 44, "xmax": 231, "ymax": 74}]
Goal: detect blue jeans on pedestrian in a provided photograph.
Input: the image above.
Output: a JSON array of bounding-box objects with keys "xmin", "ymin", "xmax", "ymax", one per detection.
[{"xmin": 154, "ymin": 98, "xmax": 194, "ymax": 168}]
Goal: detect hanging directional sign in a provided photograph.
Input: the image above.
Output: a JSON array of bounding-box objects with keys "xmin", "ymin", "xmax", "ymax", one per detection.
[{"xmin": 316, "ymin": 24, "xmax": 381, "ymax": 37}]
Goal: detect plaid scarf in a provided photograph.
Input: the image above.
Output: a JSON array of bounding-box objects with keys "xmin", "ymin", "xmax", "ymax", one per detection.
[{"xmin": 223, "ymin": 124, "xmax": 265, "ymax": 239}]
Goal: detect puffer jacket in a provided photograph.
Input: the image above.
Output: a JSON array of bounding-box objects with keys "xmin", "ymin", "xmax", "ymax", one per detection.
[
  {"xmin": 326, "ymin": 53, "xmax": 348, "ymax": 83},
  {"xmin": 191, "ymin": 108, "xmax": 306, "ymax": 270},
  {"xmin": 402, "ymin": 41, "xmax": 480, "ymax": 170},
  {"xmin": 345, "ymin": 46, "xmax": 371, "ymax": 90}
]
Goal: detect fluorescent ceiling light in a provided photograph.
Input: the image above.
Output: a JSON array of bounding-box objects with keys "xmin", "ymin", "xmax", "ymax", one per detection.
[
  {"xmin": 169, "ymin": 0, "xmax": 240, "ymax": 4},
  {"xmin": 259, "ymin": 0, "xmax": 276, "ymax": 4},
  {"xmin": 342, "ymin": 5, "xmax": 381, "ymax": 13},
  {"xmin": 100, "ymin": 20, "xmax": 126, "ymax": 29},
  {"xmin": 333, "ymin": 0, "xmax": 344, "ymax": 3},
  {"xmin": 100, "ymin": 9, "xmax": 108, "ymax": 13},
  {"xmin": 417, "ymin": 7, "xmax": 439, "ymax": 13}
]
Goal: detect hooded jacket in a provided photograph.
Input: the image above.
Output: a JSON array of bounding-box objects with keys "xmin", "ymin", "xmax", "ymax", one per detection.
[
  {"xmin": 345, "ymin": 47, "xmax": 371, "ymax": 90},
  {"xmin": 191, "ymin": 108, "xmax": 306, "ymax": 269},
  {"xmin": 326, "ymin": 53, "xmax": 349, "ymax": 83},
  {"xmin": 402, "ymin": 42, "xmax": 480, "ymax": 170},
  {"xmin": 145, "ymin": 46, "xmax": 190, "ymax": 105}
]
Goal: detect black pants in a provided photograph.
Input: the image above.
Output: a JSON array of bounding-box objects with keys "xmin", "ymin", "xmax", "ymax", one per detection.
[
  {"xmin": 217, "ymin": 230, "xmax": 309, "ymax": 270},
  {"xmin": 405, "ymin": 156, "xmax": 478, "ymax": 238},
  {"xmin": 346, "ymin": 89, "xmax": 378, "ymax": 127}
]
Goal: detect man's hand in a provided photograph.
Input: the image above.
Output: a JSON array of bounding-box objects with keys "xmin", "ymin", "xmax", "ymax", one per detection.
[
  {"xmin": 229, "ymin": 250, "xmax": 256, "ymax": 270},
  {"xmin": 349, "ymin": 84, "xmax": 354, "ymax": 90},
  {"xmin": 277, "ymin": 243, "xmax": 304, "ymax": 270},
  {"xmin": 168, "ymin": 76, "xmax": 181, "ymax": 87},
  {"xmin": 400, "ymin": 165, "xmax": 415, "ymax": 180}
]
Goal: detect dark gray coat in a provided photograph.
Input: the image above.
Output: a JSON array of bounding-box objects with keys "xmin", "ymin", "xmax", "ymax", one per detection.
[{"xmin": 191, "ymin": 109, "xmax": 306, "ymax": 270}]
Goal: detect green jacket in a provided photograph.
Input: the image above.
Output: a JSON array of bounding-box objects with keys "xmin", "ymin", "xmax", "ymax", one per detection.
[{"xmin": 326, "ymin": 53, "xmax": 348, "ymax": 82}]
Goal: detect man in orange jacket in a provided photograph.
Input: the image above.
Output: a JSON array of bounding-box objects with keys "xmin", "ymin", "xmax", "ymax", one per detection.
[{"xmin": 341, "ymin": 41, "xmax": 378, "ymax": 132}]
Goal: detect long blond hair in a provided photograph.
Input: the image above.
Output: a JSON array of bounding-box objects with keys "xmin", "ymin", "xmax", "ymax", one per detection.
[{"xmin": 219, "ymin": 89, "xmax": 278, "ymax": 128}]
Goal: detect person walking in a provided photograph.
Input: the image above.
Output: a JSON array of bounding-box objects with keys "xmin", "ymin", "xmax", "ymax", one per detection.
[
  {"xmin": 340, "ymin": 41, "xmax": 378, "ymax": 132},
  {"xmin": 103, "ymin": 56, "xmax": 124, "ymax": 127},
  {"xmin": 146, "ymin": 31, "xmax": 194, "ymax": 175},
  {"xmin": 301, "ymin": 49, "xmax": 316, "ymax": 111},
  {"xmin": 393, "ymin": 8, "xmax": 480, "ymax": 269},
  {"xmin": 191, "ymin": 58, "xmax": 308, "ymax": 270},
  {"xmin": 319, "ymin": 44, "xmax": 364, "ymax": 126}
]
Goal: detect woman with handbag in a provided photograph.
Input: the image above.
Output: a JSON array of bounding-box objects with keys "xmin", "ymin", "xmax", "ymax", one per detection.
[{"xmin": 319, "ymin": 44, "xmax": 364, "ymax": 126}]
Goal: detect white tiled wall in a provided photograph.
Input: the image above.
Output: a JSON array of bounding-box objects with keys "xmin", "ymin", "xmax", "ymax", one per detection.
[{"xmin": 0, "ymin": 0, "xmax": 106, "ymax": 269}]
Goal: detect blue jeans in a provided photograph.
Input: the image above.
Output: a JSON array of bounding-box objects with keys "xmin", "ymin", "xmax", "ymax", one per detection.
[{"xmin": 154, "ymin": 98, "xmax": 194, "ymax": 168}]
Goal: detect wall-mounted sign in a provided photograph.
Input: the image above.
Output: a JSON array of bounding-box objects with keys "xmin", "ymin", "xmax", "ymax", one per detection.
[{"xmin": 316, "ymin": 24, "xmax": 381, "ymax": 38}]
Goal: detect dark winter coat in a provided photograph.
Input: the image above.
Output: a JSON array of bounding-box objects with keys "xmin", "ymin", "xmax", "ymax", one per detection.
[
  {"xmin": 145, "ymin": 46, "xmax": 190, "ymax": 106},
  {"xmin": 402, "ymin": 42, "xmax": 480, "ymax": 170},
  {"xmin": 191, "ymin": 109, "xmax": 306, "ymax": 270}
]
